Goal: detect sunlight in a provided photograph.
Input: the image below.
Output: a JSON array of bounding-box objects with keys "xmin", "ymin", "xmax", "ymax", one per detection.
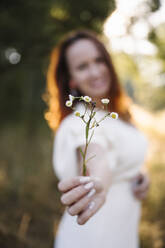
[
  {"xmin": 116, "ymin": 0, "xmax": 146, "ymax": 15},
  {"xmin": 104, "ymin": 10, "xmax": 127, "ymax": 37},
  {"xmin": 131, "ymin": 20, "xmax": 150, "ymax": 39},
  {"xmin": 104, "ymin": 0, "xmax": 165, "ymax": 55}
]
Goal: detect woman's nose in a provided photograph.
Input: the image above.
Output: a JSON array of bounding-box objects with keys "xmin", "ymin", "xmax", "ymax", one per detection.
[{"xmin": 88, "ymin": 64, "xmax": 100, "ymax": 78}]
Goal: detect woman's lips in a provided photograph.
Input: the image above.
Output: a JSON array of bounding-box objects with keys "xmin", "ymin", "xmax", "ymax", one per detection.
[{"xmin": 90, "ymin": 80, "xmax": 107, "ymax": 89}]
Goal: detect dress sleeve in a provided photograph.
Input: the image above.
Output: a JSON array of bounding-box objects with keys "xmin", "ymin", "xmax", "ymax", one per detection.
[
  {"xmin": 52, "ymin": 117, "xmax": 78, "ymax": 180},
  {"xmin": 52, "ymin": 115, "xmax": 108, "ymax": 180}
]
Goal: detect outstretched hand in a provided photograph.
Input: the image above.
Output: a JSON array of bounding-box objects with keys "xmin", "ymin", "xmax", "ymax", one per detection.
[
  {"xmin": 131, "ymin": 172, "xmax": 150, "ymax": 200},
  {"xmin": 58, "ymin": 176, "xmax": 106, "ymax": 225}
]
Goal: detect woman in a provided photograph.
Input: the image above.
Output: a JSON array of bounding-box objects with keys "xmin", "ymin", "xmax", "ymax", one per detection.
[{"xmin": 45, "ymin": 30, "xmax": 150, "ymax": 248}]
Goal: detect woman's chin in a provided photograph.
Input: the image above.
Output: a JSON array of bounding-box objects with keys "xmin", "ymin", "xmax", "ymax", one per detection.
[{"xmin": 89, "ymin": 88, "xmax": 110, "ymax": 99}]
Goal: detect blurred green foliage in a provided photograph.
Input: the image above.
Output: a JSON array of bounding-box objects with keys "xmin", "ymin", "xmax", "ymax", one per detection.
[
  {"xmin": 112, "ymin": 21, "xmax": 165, "ymax": 112},
  {"xmin": 147, "ymin": 23, "xmax": 165, "ymax": 110},
  {"xmin": 140, "ymin": 129, "xmax": 165, "ymax": 248},
  {"xmin": 0, "ymin": 123, "xmax": 63, "ymax": 247}
]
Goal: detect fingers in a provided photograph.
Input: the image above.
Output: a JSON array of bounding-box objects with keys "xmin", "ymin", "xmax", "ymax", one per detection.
[
  {"xmin": 58, "ymin": 176, "xmax": 105, "ymax": 223},
  {"xmin": 133, "ymin": 175, "xmax": 150, "ymax": 193},
  {"xmin": 58, "ymin": 176, "xmax": 103, "ymax": 193},
  {"xmin": 67, "ymin": 188, "xmax": 96, "ymax": 216},
  {"xmin": 58, "ymin": 176, "xmax": 91, "ymax": 193},
  {"xmin": 132, "ymin": 173, "xmax": 150, "ymax": 200},
  {"xmin": 61, "ymin": 181, "xmax": 95, "ymax": 205},
  {"xmin": 77, "ymin": 192, "xmax": 106, "ymax": 225},
  {"xmin": 131, "ymin": 173, "xmax": 143, "ymax": 186},
  {"xmin": 59, "ymin": 176, "xmax": 103, "ymax": 206},
  {"xmin": 134, "ymin": 191, "xmax": 147, "ymax": 200}
]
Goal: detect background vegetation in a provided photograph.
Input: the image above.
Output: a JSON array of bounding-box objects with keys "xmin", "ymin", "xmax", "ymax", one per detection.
[{"xmin": 0, "ymin": 0, "xmax": 165, "ymax": 247}]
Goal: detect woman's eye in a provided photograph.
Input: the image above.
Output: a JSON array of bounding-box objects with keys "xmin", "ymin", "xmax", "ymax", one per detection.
[
  {"xmin": 95, "ymin": 57, "xmax": 104, "ymax": 63},
  {"xmin": 77, "ymin": 63, "xmax": 87, "ymax": 71}
]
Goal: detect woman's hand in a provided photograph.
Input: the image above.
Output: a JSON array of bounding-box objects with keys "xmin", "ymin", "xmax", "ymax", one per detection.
[
  {"xmin": 131, "ymin": 172, "xmax": 150, "ymax": 200},
  {"xmin": 58, "ymin": 176, "xmax": 106, "ymax": 225}
]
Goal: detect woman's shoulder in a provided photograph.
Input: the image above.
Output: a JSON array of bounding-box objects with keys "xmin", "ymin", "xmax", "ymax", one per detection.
[{"xmin": 57, "ymin": 114, "xmax": 73, "ymax": 131}]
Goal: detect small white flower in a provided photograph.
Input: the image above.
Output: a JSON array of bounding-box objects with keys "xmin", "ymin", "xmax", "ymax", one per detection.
[
  {"xmin": 74, "ymin": 111, "xmax": 81, "ymax": 117},
  {"xmin": 101, "ymin": 98, "xmax": 110, "ymax": 104},
  {"xmin": 83, "ymin": 96, "xmax": 92, "ymax": 103},
  {"xmin": 110, "ymin": 112, "xmax": 118, "ymax": 119},
  {"xmin": 69, "ymin": 94, "xmax": 75, "ymax": 102},
  {"xmin": 65, "ymin": 100, "xmax": 72, "ymax": 107}
]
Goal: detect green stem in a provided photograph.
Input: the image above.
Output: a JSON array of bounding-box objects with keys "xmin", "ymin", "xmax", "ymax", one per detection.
[
  {"xmin": 82, "ymin": 104, "xmax": 95, "ymax": 176},
  {"xmin": 97, "ymin": 112, "xmax": 110, "ymax": 124}
]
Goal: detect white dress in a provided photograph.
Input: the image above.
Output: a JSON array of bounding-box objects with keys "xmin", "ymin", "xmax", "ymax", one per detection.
[{"xmin": 53, "ymin": 102, "xmax": 148, "ymax": 248}]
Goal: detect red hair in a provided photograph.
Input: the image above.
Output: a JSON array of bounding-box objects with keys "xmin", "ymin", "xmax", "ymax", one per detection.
[{"xmin": 44, "ymin": 30, "xmax": 132, "ymax": 132}]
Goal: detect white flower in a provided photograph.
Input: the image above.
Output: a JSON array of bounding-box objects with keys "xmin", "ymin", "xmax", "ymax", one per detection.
[
  {"xmin": 69, "ymin": 94, "xmax": 75, "ymax": 102},
  {"xmin": 83, "ymin": 96, "xmax": 92, "ymax": 103},
  {"xmin": 101, "ymin": 98, "xmax": 110, "ymax": 104},
  {"xmin": 65, "ymin": 100, "xmax": 72, "ymax": 107},
  {"xmin": 74, "ymin": 111, "xmax": 81, "ymax": 117},
  {"xmin": 110, "ymin": 112, "xmax": 118, "ymax": 119}
]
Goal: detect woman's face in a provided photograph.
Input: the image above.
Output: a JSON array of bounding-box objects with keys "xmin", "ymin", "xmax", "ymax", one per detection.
[{"xmin": 66, "ymin": 39, "xmax": 111, "ymax": 99}]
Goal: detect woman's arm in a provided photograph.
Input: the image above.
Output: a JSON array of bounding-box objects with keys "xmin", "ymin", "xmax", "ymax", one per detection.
[
  {"xmin": 58, "ymin": 143, "xmax": 112, "ymax": 225},
  {"xmin": 76, "ymin": 143, "xmax": 112, "ymax": 194}
]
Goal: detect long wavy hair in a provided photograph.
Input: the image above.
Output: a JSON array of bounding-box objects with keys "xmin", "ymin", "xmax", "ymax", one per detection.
[{"xmin": 44, "ymin": 30, "xmax": 132, "ymax": 132}]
